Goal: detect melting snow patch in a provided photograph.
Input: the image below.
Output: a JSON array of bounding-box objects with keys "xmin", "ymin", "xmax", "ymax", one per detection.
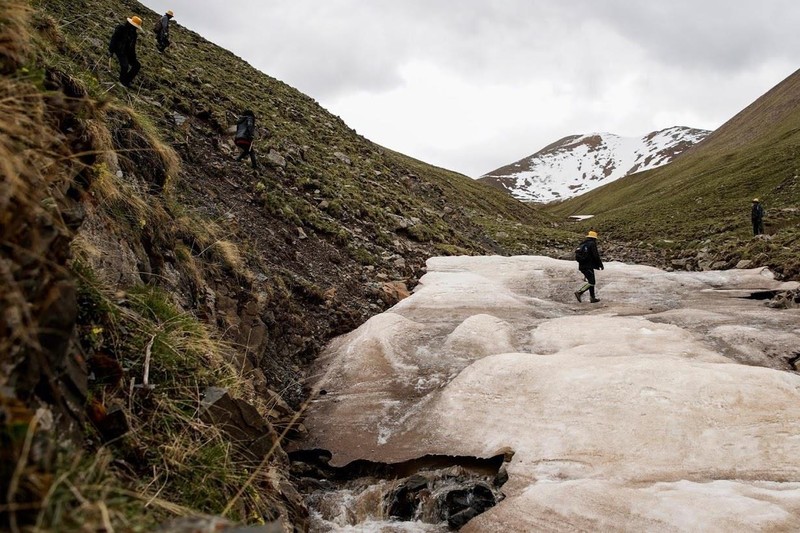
[{"xmin": 299, "ymin": 256, "xmax": 800, "ymax": 531}]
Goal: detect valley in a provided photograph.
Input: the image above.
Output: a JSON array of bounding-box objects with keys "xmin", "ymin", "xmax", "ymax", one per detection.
[{"xmin": 2, "ymin": 0, "xmax": 799, "ymax": 531}]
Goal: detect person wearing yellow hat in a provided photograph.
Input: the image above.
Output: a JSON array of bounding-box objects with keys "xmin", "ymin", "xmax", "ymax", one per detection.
[
  {"xmin": 573, "ymin": 229, "xmax": 604, "ymax": 303},
  {"xmin": 751, "ymin": 198, "xmax": 765, "ymax": 236},
  {"xmin": 155, "ymin": 10, "xmax": 175, "ymax": 53},
  {"xmin": 108, "ymin": 15, "xmax": 142, "ymax": 87}
]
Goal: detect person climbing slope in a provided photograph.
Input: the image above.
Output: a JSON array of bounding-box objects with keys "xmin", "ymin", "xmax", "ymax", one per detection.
[
  {"xmin": 109, "ymin": 15, "xmax": 142, "ymax": 87},
  {"xmin": 234, "ymin": 110, "xmax": 259, "ymax": 169},
  {"xmin": 751, "ymin": 198, "xmax": 765, "ymax": 236},
  {"xmin": 574, "ymin": 230, "xmax": 604, "ymax": 303},
  {"xmin": 154, "ymin": 10, "xmax": 174, "ymax": 53}
]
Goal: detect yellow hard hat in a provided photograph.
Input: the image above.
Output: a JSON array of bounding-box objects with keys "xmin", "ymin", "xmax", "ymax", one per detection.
[
  {"xmin": 127, "ymin": 16, "xmax": 143, "ymax": 29},
  {"xmin": 587, "ymin": 230, "xmax": 598, "ymax": 238},
  {"xmin": 166, "ymin": 10, "xmax": 174, "ymax": 16},
  {"xmin": 752, "ymin": 198, "xmax": 759, "ymax": 202}
]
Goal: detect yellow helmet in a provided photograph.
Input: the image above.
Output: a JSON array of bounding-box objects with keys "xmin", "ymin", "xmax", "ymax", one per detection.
[
  {"xmin": 166, "ymin": 10, "xmax": 174, "ymax": 16},
  {"xmin": 752, "ymin": 198, "xmax": 759, "ymax": 203},
  {"xmin": 127, "ymin": 16, "xmax": 142, "ymax": 29},
  {"xmin": 587, "ymin": 230, "xmax": 598, "ymax": 239}
]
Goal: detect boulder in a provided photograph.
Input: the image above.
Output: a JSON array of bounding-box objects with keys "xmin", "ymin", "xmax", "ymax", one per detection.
[
  {"xmin": 380, "ymin": 281, "xmax": 411, "ymax": 305},
  {"xmin": 199, "ymin": 387, "xmax": 281, "ymax": 462},
  {"xmin": 443, "ymin": 483, "xmax": 497, "ymax": 529},
  {"xmin": 386, "ymin": 475, "xmax": 430, "ymax": 520},
  {"xmin": 671, "ymin": 258, "xmax": 690, "ymax": 270},
  {"xmin": 266, "ymin": 149, "xmax": 286, "ymax": 167},
  {"xmin": 736, "ymin": 260, "xmax": 754, "ymax": 269},
  {"xmin": 333, "ymin": 151, "xmax": 351, "ymax": 165}
]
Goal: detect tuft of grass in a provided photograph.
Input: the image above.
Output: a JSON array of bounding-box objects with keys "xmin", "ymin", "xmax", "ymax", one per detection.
[
  {"xmin": 59, "ymin": 264, "xmax": 285, "ymax": 529},
  {"xmin": 0, "ymin": 0, "xmax": 32, "ymax": 73},
  {"xmin": 105, "ymin": 104, "xmax": 181, "ymax": 194},
  {"xmin": 211, "ymin": 239, "xmax": 247, "ymax": 276}
]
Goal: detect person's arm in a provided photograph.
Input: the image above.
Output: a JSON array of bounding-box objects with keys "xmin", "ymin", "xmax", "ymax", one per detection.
[
  {"xmin": 247, "ymin": 117, "xmax": 256, "ymax": 139},
  {"xmin": 109, "ymin": 25, "xmax": 122, "ymax": 55},
  {"xmin": 593, "ymin": 243, "xmax": 604, "ymax": 270}
]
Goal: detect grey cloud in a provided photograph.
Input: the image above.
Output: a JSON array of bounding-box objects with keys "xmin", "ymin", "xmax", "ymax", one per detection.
[
  {"xmin": 140, "ymin": 0, "xmax": 800, "ymax": 175},
  {"xmin": 571, "ymin": 0, "xmax": 800, "ymax": 72}
]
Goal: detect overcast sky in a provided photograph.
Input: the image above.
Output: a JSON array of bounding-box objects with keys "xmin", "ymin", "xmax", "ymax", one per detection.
[{"xmin": 140, "ymin": 1, "xmax": 800, "ymax": 177}]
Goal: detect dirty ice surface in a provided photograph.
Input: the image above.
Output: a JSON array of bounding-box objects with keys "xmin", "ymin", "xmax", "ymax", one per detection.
[{"xmin": 300, "ymin": 256, "xmax": 800, "ymax": 531}]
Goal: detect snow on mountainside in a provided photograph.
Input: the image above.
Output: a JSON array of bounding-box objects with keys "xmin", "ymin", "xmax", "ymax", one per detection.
[{"xmin": 479, "ymin": 126, "xmax": 711, "ymax": 203}]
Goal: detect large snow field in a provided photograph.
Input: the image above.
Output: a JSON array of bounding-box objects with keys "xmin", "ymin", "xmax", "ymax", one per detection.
[{"xmin": 301, "ymin": 256, "xmax": 800, "ymax": 531}]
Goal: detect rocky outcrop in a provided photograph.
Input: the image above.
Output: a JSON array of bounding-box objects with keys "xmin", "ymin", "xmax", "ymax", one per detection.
[{"xmin": 200, "ymin": 387, "xmax": 283, "ymax": 461}]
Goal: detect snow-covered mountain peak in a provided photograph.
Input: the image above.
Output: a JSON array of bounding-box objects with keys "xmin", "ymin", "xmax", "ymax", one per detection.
[{"xmin": 478, "ymin": 126, "xmax": 711, "ymax": 203}]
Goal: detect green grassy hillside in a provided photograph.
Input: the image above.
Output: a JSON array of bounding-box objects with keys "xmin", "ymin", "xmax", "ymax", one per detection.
[
  {"xmin": 2, "ymin": 0, "xmax": 575, "ymax": 530},
  {"xmin": 549, "ymin": 69, "xmax": 800, "ymax": 279}
]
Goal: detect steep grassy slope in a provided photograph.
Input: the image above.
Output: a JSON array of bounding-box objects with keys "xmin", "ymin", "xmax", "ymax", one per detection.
[
  {"xmin": 549, "ymin": 69, "xmax": 800, "ymax": 279},
  {"xmin": 2, "ymin": 0, "xmax": 575, "ymax": 530}
]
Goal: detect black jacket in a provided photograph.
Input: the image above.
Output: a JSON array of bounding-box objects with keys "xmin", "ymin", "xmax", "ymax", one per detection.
[
  {"xmin": 235, "ymin": 115, "xmax": 256, "ymax": 141},
  {"xmin": 156, "ymin": 15, "xmax": 170, "ymax": 38},
  {"xmin": 578, "ymin": 237, "xmax": 603, "ymax": 270},
  {"xmin": 109, "ymin": 22, "xmax": 138, "ymax": 58},
  {"xmin": 751, "ymin": 203, "xmax": 764, "ymax": 222}
]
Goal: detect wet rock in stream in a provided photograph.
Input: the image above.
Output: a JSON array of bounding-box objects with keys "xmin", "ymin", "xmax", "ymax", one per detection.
[
  {"xmin": 291, "ymin": 452, "xmax": 509, "ymax": 530},
  {"xmin": 385, "ymin": 469, "xmax": 500, "ymax": 528}
]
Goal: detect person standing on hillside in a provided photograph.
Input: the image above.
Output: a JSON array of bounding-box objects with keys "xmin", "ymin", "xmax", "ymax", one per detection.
[
  {"xmin": 154, "ymin": 10, "xmax": 174, "ymax": 53},
  {"xmin": 574, "ymin": 230, "xmax": 604, "ymax": 303},
  {"xmin": 234, "ymin": 110, "xmax": 259, "ymax": 169},
  {"xmin": 108, "ymin": 15, "xmax": 142, "ymax": 87},
  {"xmin": 751, "ymin": 198, "xmax": 765, "ymax": 236}
]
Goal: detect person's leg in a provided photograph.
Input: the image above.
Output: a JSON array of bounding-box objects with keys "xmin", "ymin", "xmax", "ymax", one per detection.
[
  {"xmin": 249, "ymin": 147, "xmax": 258, "ymax": 169},
  {"xmin": 753, "ymin": 220, "xmax": 758, "ymax": 236},
  {"xmin": 117, "ymin": 53, "xmax": 130, "ymax": 85},
  {"xmin": 578, "ymin": 267, "xmax": 598, "ymax": 301},
  {"xmin": 575, "ymin": 267, "xmax": 594, "ymax": 301},
  {"xmin": 235, "ymin": 144, "xmax": 247, "ymax": 161},
  {"xmin": 758, "ymin": 220, "xmax": 764, "ymax": 235},
  {"xmin": 128, "ymin": 56, "xmax": 141, "ymax": 84}
]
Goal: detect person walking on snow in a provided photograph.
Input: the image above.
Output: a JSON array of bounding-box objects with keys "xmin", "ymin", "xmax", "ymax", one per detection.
[
  {"xmin": 234, "ymin": 110, "xmax": 258, "ymax": 169},
  {"xmin": 154, "ymin": 10, "xmax": 174, "ymax": 53},
  {"xmin": 574, "ymin": 230, "xmax": 604, "ymax": 303},
  {"xmin": 751, "ymin": 198, "xmax": 765, "ymax": 236},
  {"xmin": 109, "ymin": 15, "xmax": 142, "ymax": 87}
]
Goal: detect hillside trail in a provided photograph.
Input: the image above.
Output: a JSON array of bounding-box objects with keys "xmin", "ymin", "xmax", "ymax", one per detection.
[{"xmin": 291, "ymin": 255, "xmax": 800, "ymax": 532}]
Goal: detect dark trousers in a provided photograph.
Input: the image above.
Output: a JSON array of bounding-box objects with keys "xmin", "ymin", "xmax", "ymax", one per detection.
[
  {"xmin": 578, "ymin": 266, "xmax": 596, "ymax": 299},
  {"xmin": 752, "ymin": 219, "xmax": 764, "ymax": 235},
  {"xmin": 157, "ymin": 34, "xmax": 170, "ymax": 52},
  {"xmin": 116, "ymin": 53, "xmax": 140, "ymax": 86},
  {"xmin": 236, "ymin": 142, "xmax": 258, "ymax": 169}
]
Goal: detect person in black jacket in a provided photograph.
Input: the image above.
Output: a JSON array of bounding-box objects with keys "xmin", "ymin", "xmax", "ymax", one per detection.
[
  {"xmin": 234, "ymin": 110, "xmax": 258, "ymax": 169},
  {"xmin": 751, "ymin": 198, "xmax": 765, "ymax": 236},
  {"xmin": 109, "ymin": 16, "xmax": 142, "ymax": 87},
  {"xmin": 574, "ymin": 230, "xmax": 604, "ymax": 303},
  {"xmin": 155, "ymin": 10, "xmax": 174, "ymax": 53}
]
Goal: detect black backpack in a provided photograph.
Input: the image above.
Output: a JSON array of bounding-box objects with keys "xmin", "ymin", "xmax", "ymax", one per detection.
[
  {"xmin": 235, "ymin": 114, "xmax": 255, "ymax": 141},
  {"xmin": 575, "ymin": 242, "xmax": 590, "ymax": 262}
]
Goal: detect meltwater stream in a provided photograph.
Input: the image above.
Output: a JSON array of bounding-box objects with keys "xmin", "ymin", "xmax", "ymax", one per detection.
[{"xmin": 291, "ymin": 256, "xmax": 800, "ymax": 531}]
